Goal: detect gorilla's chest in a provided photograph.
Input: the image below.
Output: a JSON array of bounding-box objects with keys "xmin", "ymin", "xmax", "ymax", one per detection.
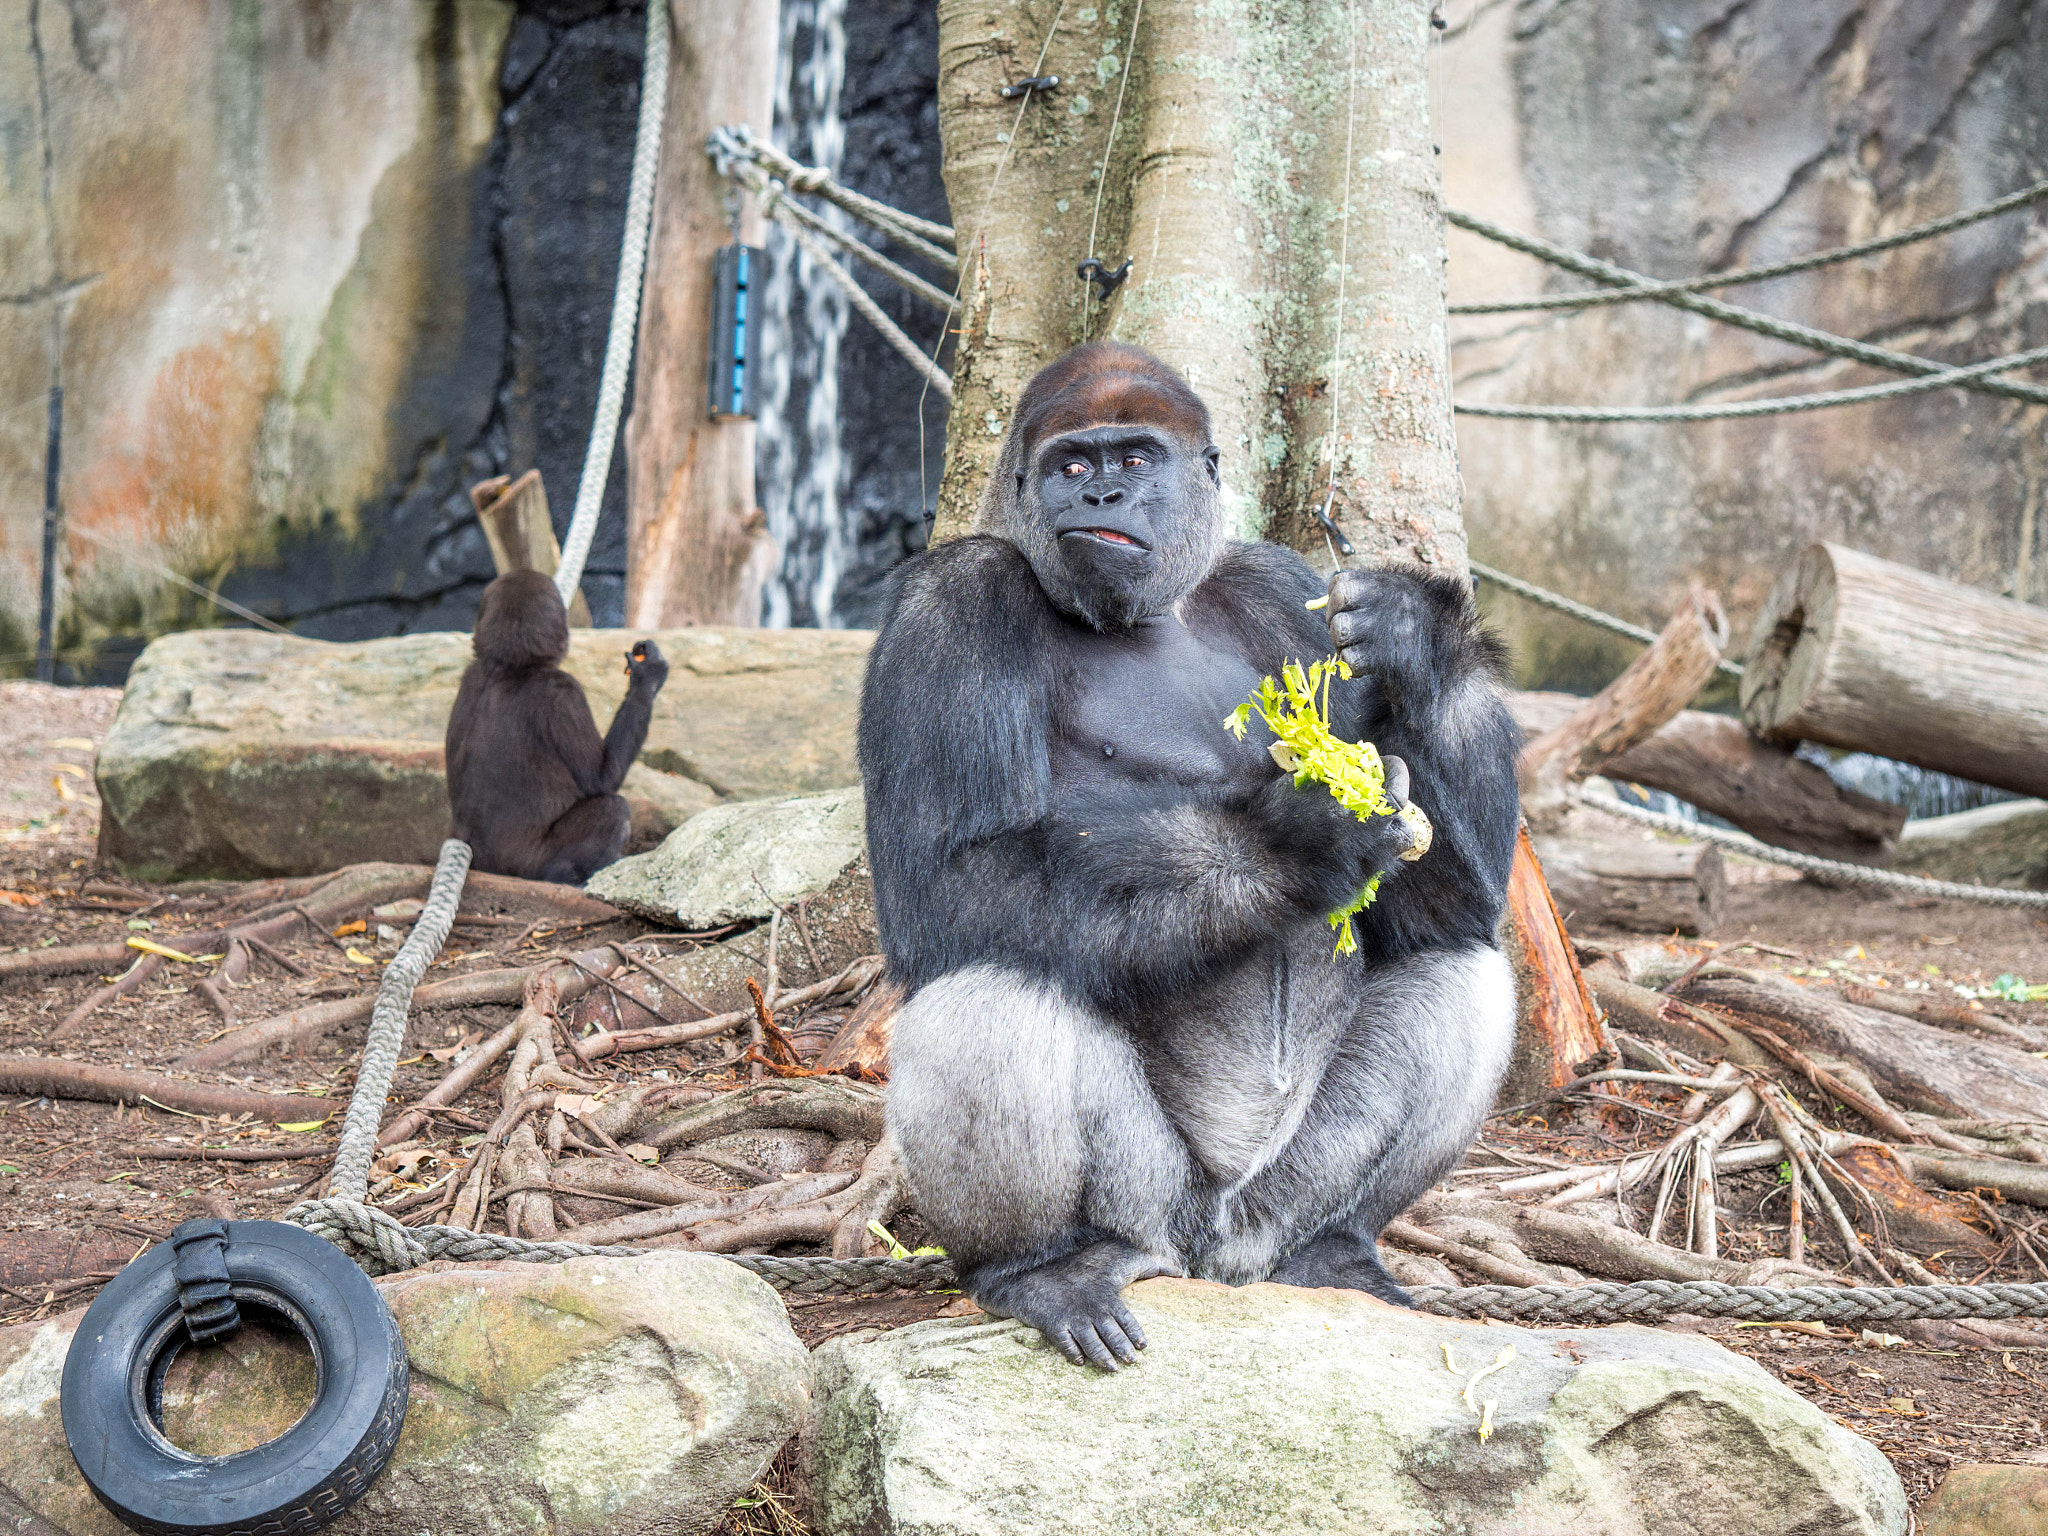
[{"xmin": 1050, "ymin": 616, "xmax": 1271, "ymax": 793}]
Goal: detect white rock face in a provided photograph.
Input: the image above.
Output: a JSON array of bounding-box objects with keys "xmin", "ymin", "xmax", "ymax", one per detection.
[
  {"xmin": 806, "ymin": 1279, "xmax": 1907, "ymax": 1536},
  {"xmin": 0, "ymin": 1252, "xmax": 811, "ymax": 1536},
  {"xmin": 589, "ymin": 786, "xmax": 868, "ymax": 927}
]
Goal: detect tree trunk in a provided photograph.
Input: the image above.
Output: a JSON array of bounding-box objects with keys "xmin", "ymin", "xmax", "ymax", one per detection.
[
  {"xmin": 930, "ymin": 0, "xmax": 1461, "ymax": 570},
  {"xmin": 1740, "ymin": 541, "xmax": 2048, "ymax": 799},
  {"xmin": 624, "ymin": 0, "xmax": 779, "ymax": 629}
]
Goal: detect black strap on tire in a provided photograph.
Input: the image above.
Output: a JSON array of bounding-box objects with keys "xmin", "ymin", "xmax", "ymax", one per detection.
[{"xmin": 61, "ymin": 1220, "xmax": 407, "ymax": 1536}]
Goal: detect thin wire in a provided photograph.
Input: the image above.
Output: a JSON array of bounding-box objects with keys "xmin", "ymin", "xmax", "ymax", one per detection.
[
  {"xmin": 65, "ymin": 524, "xmax": 298, "ymax": 637},
  {"xmin": 1309, "ymin": 0, "xmax": 1363, "ymax": 554},
  {"xmin": 1079, "ymin": 0, "xmax": 1145, "ymax": 337},
  {"xmin": 917, "ymin": 0, "xmax": 1070, "ymax": 525}
]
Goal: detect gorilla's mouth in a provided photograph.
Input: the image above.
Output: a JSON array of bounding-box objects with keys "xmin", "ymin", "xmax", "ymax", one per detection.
[{"xmin": 1061, "ymin": 527, "xmax": 1150, "ymax": 551}]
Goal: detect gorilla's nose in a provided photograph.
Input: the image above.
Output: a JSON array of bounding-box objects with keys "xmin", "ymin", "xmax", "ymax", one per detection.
[{"xmin": 1083, "ymin": 486, "xmax": 1124, "ymax": 506}]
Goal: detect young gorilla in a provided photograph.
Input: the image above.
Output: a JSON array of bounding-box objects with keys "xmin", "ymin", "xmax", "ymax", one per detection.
[
  {"xmin": 859, "ymin": 343, "xmax": 1522, "ymax": 1370},
  {"xmin": 446, "ymin": 570, "xmax": 669, "ymax": 884}
]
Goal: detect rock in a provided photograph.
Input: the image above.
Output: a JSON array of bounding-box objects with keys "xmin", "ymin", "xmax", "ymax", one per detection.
[
  {"xmin": 589, "ymin": 787, "xmax": 867, "ymax": 929},
  {"xmin": 1893, "ymin": 799, "xmax": 2048, "ymax": 890},
  {"xmin": 1919, "ymin": 1463, "xmax": 2048, "ymax": 1536},
  {"xmin": 0, "ymin": 1252, "xmax": 809, "ymax": 1536},
  {"xmin": 805, "ymin": 1279, "xmax": 1906, "ymax": 1536},
  {"xmin": 623, "ymin": 762, "xmax": 723, "ymax": 849},
  {"xmin": 94, "ymin": 626, "xmax": 872, "ymax": 880}
]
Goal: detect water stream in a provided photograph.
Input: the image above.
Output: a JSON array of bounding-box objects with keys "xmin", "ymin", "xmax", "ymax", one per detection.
[{"xmin": 756, "ymin": 0, "xmax": 851, "ymax": 629}]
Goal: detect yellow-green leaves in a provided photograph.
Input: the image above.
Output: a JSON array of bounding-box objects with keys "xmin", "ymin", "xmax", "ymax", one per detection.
[{"xmin": 1230, "ymin": 655, "xmax": 1412, "ymax": 957}]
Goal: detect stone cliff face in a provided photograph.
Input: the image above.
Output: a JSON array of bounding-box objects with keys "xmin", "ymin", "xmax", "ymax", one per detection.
[
  {"xmin": 0, "ymin": 0, "xmax": 946, "ymax": 678},
  {"xmin": 1443, "ymin": 0, "xmax": 2048, "ymax": 690}
]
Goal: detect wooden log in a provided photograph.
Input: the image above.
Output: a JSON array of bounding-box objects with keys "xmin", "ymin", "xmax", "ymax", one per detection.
[
  {"xmin": 468, "ymin": 471, "xmax": 592, "ymax": 626},
  {"xmin": 1495, "ymin": 829, "xmax": 1614, "ymax": 1106},
  {"xmin": 1510, "ymin": 693, "xmax": 1906, "ymax": 864},
  {"xmin": 1534, "ymin": 829, "xmax": 1726, "ymax": 936},
  {"xmin": 1519, "ymin": 585, "xmax": 1729, "ymax": 816},
  {"xmin": 1739, "ymin": 541, "xmax": 2048, "ymax": 798}
]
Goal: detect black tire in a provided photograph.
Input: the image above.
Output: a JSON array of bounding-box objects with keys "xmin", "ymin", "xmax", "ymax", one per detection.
[{"xmin": 61, "ymin": 1221, "xmax": 408, "ymax": 1536}]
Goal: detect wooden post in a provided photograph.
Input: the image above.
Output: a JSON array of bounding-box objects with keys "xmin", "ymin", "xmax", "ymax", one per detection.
[
  {"xmin": 1740, "ymin": 541, "xmax": 2048, "ymax": 799},
  {"xmin": 469, "ymin": 472, "xmax": 592, "ymax": 626},
  {"xmin": 623, "ymin": 0, "xmax": 779, "ymax": 629}
]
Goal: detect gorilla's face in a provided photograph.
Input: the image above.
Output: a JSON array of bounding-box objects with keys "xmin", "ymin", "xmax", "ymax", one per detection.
[{"xmin": 1015, "ymin": 426, "xmax": 1223, "ymax": 630}]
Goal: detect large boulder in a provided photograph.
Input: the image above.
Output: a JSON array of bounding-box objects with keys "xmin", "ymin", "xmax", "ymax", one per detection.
[
  {"xmin": 1893, "ymin": 799, "xmax": 2048, "ymax": 891},
  {"xmin": 590, "ymin": 787, "xmax": 868, "ymax": 928},
  {"xmin": 0, "ymin": 1252, "xmax": 810, "ymax": 1536},
  {"xmin": 805, "ymin": 1279, "xmax": 1906, "ymax": 1536},
  {"xmin": 94, "ymin": 626, "xmax": 873, "ymax": 880}
]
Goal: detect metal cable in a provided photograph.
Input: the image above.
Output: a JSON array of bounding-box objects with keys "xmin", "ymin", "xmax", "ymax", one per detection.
[
  {"xmin": 555, "ymin": 0, "xmax": 669, "ymax": 605},
  {"xmin": 1582, "ymin": 792, "xmax": 2048, "ymax": 909},
  {"xmin": 1458, "ymin": 343, "xmax": 2048, "ymax": 423},
  {"xmin": 1468, "ymin": 560, "xmax": 1745, "ymax": 678},
  {"xmin": 325, "ymin": 839, "xmax": 473, "ymax": 1203},
  {"xmin": 1452, "ymin": 177, "xmax": 2048, "ymax": 315},
  {"xmin": 1448, "ymin": 208, "xmax": 2048, "ymax": 411}
]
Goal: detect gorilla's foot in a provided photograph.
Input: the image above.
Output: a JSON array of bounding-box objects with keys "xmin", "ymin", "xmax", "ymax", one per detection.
[
  {"xmin": 970, "ymin": 1241, "xmax": 1183, "ymax": 1370},
  {"xmin": 1269, "ymin": 1233, "xmax": 1414, "ymax": 1307}
]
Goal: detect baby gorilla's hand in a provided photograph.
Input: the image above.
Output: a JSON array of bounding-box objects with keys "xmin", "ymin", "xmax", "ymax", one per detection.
[{"xmin": 624, "ymin": 639, "xmax": 670, "ymax": 691}]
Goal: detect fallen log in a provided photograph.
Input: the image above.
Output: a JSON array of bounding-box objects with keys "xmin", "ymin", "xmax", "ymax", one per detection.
[
  {"xmin": 1739, "ymin": 541, "xmax": 2048, "ymax": 798},
  {"xmin": 0, "ymin": 1058, "xmax": 342, "ymax": 1123},
  {"xmin": 1891, "ymin": 797, "xmax": 2048, "ymax": 891},
  {"xmin": 1510, "ymin": 693, "xmax": 1906, "ymax": 864},
  {"xmin": 1496, "ymin": 830, "xmax": 1614, "ymax": 1105},
  {"xmin": 1536, "ymin": 831, "xmax": 1725, "ymax": 936}
]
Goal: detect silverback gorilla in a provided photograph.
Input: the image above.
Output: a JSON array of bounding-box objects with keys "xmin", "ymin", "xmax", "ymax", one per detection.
[
  {"xmin": 446, "ymin": 570, "xmax": 668, "ymax": 884},
  {"xmin": 858, "ymin": 343, "xmax": 1521, "ymax": 1369}
]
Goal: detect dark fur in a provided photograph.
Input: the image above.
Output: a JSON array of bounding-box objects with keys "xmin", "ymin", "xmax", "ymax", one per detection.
[
  {"xmin": 445, "ymin": 571, "xmax": 669, "ymax": 884},
  {"xmin": 861, "ymin": 345, "xmax": 1522, "ymax": 1368}
]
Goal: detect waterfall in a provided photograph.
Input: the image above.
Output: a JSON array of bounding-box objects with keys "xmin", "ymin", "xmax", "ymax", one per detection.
[{"xmin": 756, "ymin": 0, "xmax": 850, "ymax": 629}]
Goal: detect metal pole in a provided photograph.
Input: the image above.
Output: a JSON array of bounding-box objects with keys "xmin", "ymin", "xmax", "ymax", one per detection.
[{"xmin": 34, "ymin": 384, "xmax": 61, "ymax": 685}]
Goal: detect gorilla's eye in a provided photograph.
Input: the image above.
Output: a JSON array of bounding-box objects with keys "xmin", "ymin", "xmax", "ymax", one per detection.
[
  {"xmin": 1121, "ymin": 454, "xmax": 1149, "ymax": 469},
  {"xmin": 1061, "ymin": 461, "xmax": 1088, "ymax": 477}
]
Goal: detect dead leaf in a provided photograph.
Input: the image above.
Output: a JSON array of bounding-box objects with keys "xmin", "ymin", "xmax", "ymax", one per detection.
[
  {"xmin": 344, "ymin": 947, "xmax": 377, "ymax": 965},
  {"xmin": 428, "ymin": 1030, "xmax": 483, "ymax": 1063},
  {"xmin": 0, "ymin": 890, "xmax": 43, "ymax": 908},
  {"xmin": 621, "ymin": 1143, "xmax": 661, "ymax": 1165},
  {"xmin": 332, "ymin": 919, "xmax": 367, "ymax": 938}
]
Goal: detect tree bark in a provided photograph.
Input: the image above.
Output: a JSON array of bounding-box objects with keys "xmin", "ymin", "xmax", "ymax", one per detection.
[
  {"xmin": 1497, "ymin": 828, "xmax": 1614, "ymax": 1103},
  {"xmin": 1740, "ymin": 541, "xmax": 2048, "ymax": 799},
  {"xmin": 930, "ymin": 0, "xmax": 1461, "ymax": 570},
  {"xmin": 1509, "ymin": 693, "xmax": 1907, "ymax": 865},
  {"xmin": 623, "ymin": 0, "xmax": 779, "ymax": 628}
]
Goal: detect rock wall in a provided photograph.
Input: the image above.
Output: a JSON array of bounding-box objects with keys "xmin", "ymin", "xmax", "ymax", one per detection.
[{"xmin": 1442, "ymin": 0, "xmax": 2048, "ymax": 691}]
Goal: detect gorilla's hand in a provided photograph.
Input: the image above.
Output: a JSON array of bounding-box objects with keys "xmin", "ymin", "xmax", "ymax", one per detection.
[
  {"xmin": 970, "ymin": 1241, "xmax": 1182, "ymax": 1371},
  {"xmin": 1325, "ymin": 568, "xmax": 1441, "ymax": 710},
  {"xmin": 1251, "ymin": 754, "xmax": 1417, "ymax": 896},
  {"xmin": 625, "ymin": 639, "xmax": 670, "ymax": 692}
]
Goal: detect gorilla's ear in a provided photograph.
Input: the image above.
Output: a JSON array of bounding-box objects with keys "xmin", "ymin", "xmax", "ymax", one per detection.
[
  {"xmin": 1203, "ymin": 446, "xmax": 1221, "ymax": 487},
  {"xmin": 1017, "ymin": 471, "xmax": 1027, "ymax": 497}
]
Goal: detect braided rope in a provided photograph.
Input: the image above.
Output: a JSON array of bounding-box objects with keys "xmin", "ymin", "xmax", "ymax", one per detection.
[
  {"xmin": 1457, "ymin": 343, "xmax": 2048, "ymax": 424},
  {"xmin": 1448, "ymin": 209, "xmax": 2048, "ymax": 411},
  {"xmin": 715, "ymin": 124, "xmax": 960, "ymax": 257},
  {"xmin": 328, "ymin": 840, "xmax": 472, "ymax": 1203},
  {"xmin": 1468, "ymin": 560, "xmax": 1745, "ymax": 678},
  {"xmin": 766, "ymin": 186, "xmax": 959, "ymax": 314},
  {"xmin": 1583, "ymin": 792, "xmax": 2048, "ymax": 909},
  {"xmin": 1451, "ymin": 177, "xmax": 2048, "ymax": 315},
  {"xmin": 554, "ymin": 0, "xmax": 668, "ymax": 603},
  {"xmin": 1410, "ymin": 1279, "xmax": 2048, "ymax": 1325},
  {"xmin": 775, "ymin": 215, "xmax": 955, "ymax": 401}
]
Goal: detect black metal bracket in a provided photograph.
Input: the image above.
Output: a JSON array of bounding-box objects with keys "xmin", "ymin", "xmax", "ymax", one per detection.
[
  {"xmin": 170, "ymin": 1218, "xmax": 241, "ymax": 1346},
  {"xmin": 1311, "ymin": 492, "xmax": 1356, "ymax": 557},
  {"xmin": 1001, "ymin": 74, "xmax": 1060, "ymax": 99},
  {"xmin": 1077, "ymin": 256, "xmax": 1133, "ymax": 300}
]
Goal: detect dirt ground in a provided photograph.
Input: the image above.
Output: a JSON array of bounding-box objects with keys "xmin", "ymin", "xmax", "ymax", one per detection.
[{"xmin": 5, "ymin": 682, "xmax": 2047, "ymax": 1521}]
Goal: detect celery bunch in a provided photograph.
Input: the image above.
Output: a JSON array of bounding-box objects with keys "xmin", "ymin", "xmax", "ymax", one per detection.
[{"xmin": 1225, "ymin": 656, "xmax": 1429, "ymax": 957}]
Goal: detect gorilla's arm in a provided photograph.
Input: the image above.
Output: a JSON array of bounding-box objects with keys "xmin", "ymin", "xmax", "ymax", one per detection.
[
  {"xmin": 1190, "ymin": 545, "xmax": 1522, "ymax": 957},
  {"xmin": 593, "ymin": 642, "xmax": 669, "ymax": 796},
  {"xmin": 860, "ymin": 538, "xmax": 1399, "ymax": 1006}
]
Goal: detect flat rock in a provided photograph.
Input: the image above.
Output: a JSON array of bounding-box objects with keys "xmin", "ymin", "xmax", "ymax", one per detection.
[
  {"xmin": 1894, "ymin": 798, "xmax": 2048, "ymax": 890},
  {"xmin": 805, "ymin": 1278, "xmax": 1905, "ymax": 1536},
  {"xmin": 0, "ymin": 1252, "xmax": 809, "ymax": 1536},
  {"xmin": 589, "ymin": 787, "xmax": 867, "ymax": 929},
  {"xmin": 1919, "ymin": 1463, "xmax": 2048, "ymax": 1536},
  {"xmin": 94, "ymin": 626, "xmax": 872, "ymax": 879}
]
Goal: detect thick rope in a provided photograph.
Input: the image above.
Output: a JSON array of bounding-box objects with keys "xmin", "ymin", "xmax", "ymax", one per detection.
[
  {"xmin": 714, "ymin": 123, "xmax": 959, "ymax": 258},
  {"xmin": 1457, "ymin": 342, "xmax": 2048, "ymax": 423},
  {"xmin": 555, "ymin": 0, "xmax": 668, "ymax": 604},
  {"xmin": 1469, "ymin": 560, "xmax": 1746, "ymax": 678},
  {"xmin": 1448, "ymin": 208, "xmax": 2048, "ymax": 411},
  {"xmin": 775, "ymin": 215, "xmax": 955, "ymax": 400},
  {"xmin": 1583, "ymin": 791, "xmax": 2048, "ymax": 909},
  {"xmin": 326, "ymin": 839, "xmax": 473, "ymax": 1203},
  {"xmin": 766, "ymin": 187, "xmax": 959, "ymax": 314},
  {"xmin": 1452, "ymin": 177, "xmax": 2048, "ymax": 315}
]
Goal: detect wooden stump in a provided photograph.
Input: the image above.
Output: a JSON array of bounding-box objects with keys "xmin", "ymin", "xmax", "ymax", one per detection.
[
  {"xmin": 1740, "ymin": 541, "xmax": 2048, "ymax": 798},
  {"xmin": 1533, "ymin": 823, "xmax": 1726, "ymax": 935},
  {"xmin": 815, "ymin": 976, "xmax": 902, "ymax": 1081},
  {"xmin": 1497, "ymin": 829, "xmax": 1614, "ymax": 1106},
  {"xmin": 468, "ymin": 471, "xmax": 592, "ymax": 626}
]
